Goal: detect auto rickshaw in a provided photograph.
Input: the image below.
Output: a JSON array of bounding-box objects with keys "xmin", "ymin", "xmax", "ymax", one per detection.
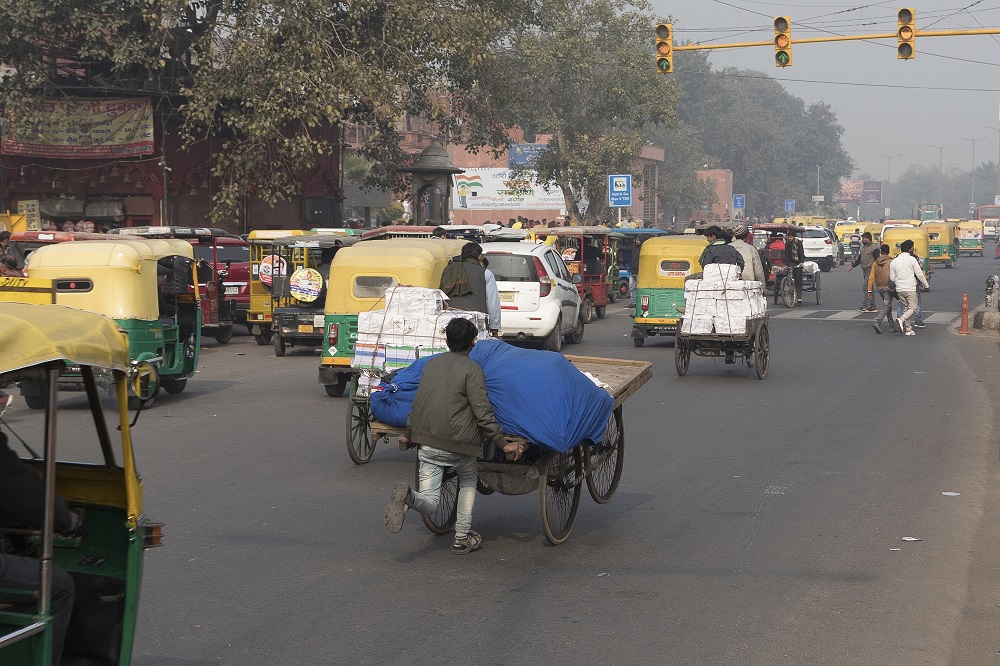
[
  {"xmin": 882, "ymin": 226, "xmax": 931, "ymax": 282},
  {"xmin": 631, "ymin": 235, "xmax": 707, "ymax": 347},
  {"xmin": 613, "ymin": 228, "xmax": 669, "ymax": 299},
  {"xmin": 864, "ymin": 222, "xmax": 885, "ymax": 244},
  {"xmin": 246, "ymin": 229, "xmax": 306, "ymax": 343},
  {"xmin": 1, "ymin": 239, "xmax": 202, "ymax": 407},
  {"xmin": 359, "ymin": 225, "xmax": 439, "ymax": 240},
  {"xmin": 265, "ymin": 233, "xmax": 358, "ymax": 357},
  {"xmin": 319, "ymin": 238, "xmax": 469, "ymax": 397},
  {"xmin": 920, "ymin": 220, "xmax": 959, "ymax": 268},
  {"xmin": 7, "ymin": 231, "xmax": 139, "ymax": 272},
  {"xmin": 529, "ymin": 227, "xmax": 620, "ymax": 323},
  {"xmin": 957, "ymin": 219, "xmax": 984, "ymax": 256},
  {"xmin": 111, "ymin": 226, "xmax": 240, "ymax": 343},
  {"xmin": 0, "ymin": 302, "xmax": 162, "ymax": 665}
]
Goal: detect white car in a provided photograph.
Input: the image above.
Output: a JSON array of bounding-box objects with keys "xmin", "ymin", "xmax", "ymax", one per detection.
[
  {"xmin": 481, "ymin": 242, "xmax": 584, "ymax": 352},
  {"xmin": 799, "ymin": 226, "xmax": 837, "ymax": 272}
]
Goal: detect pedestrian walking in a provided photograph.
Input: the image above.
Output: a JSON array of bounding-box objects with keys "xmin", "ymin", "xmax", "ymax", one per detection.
[
  {"xmin": 889, "ymin": 239, "xmax": 929, "ymax": 336},
  {"xmin": 868, "ymin": 244, "xmax": 894, "ymax": 333},
  {"xmin": 385, "ymin": 318, "xmax": 506, "ymax": 554},
  {"xmin": 849, "ymin": 232, "xmax": 879, "ymax": 311}
]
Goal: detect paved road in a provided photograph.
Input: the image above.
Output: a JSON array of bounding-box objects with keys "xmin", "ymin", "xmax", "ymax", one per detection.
[{"xmin": 127, "ymin": 253, "xmax": 1000, "ymax": 665}]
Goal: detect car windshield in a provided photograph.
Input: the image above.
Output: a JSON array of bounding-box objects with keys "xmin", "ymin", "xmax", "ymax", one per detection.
[
  {"xmin": 802, "ymin": 229, "xmax": 827, "ymax": 239},
  {"xmin": 484, "ymin": 253, "xmax": 538, "ymax": 282}
]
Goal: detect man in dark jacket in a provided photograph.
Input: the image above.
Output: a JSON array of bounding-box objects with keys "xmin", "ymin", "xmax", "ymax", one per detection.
[
  {"xmin": 385, "ymin": 318, "xmax": 506, "ymax": 554},
  {"xmin": 0, "ymin": 433, "xmax": 77, "ymax": 661},
  {"xmin": 848, "ymin": 231, "xmax": 880, "ymax": 311},
  {"xmin": 698, "ymin": 226, "xmax": 745, "ymax": 272},
  {"xmin": 783, "ymin": 228, "xmax": 806, "ymax": 303}
]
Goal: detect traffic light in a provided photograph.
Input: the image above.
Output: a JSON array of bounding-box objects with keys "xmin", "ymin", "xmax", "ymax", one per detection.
[
  {"xmin": 774, "ymin": 17, "xmax": 792, "ymax": 67},
  {"xmin": 897, "ymin": 8, "xmax": 915, "ymax": 59},
  {"xmin": 655, "ymin": 23, "xmax": 673, "ymax": 74}
]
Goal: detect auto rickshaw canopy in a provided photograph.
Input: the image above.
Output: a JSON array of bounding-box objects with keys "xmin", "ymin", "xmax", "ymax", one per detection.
[
  {"xmin": 636, "ymin": 235, "xmax": 708, "ymax": 288},
  {"xmin": 0, "ymin": 302, "xmax": 130, "ymax": 381}
]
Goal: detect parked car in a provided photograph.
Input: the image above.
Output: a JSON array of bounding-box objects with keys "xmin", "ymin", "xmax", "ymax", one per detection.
[{"xmin": 481, "ymin": 242, "xmax": 584, "ymax": 352}]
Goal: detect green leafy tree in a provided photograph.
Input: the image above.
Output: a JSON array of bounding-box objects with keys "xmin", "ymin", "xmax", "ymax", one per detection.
[
  {"xmin": 0, "ymin": 0, "xmax": 531, "ymax": 219},
  {"xmin": 489, "ymin": 0, "xmax": 677, "ymax": 223}
]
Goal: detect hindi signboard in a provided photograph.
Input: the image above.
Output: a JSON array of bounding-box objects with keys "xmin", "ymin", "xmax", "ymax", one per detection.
[{"xmin": 453, "ymin": 168, "xmax": 565, "ymax": 211}]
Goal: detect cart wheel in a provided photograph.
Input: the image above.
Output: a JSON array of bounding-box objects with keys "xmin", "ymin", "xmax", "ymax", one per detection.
[
  {"xmin": 345, "ymin": 388, "xmax": 376, "ymax": 465},
  {"xmin": 538, "ymin": 448, "xmax": 582, "ymax": 545},
  {"xmin": 779, "ymin": 277, "xmax": 796, "ymax": 308},
  {"xmin": 418, "ymin": 462, "xmax": 458, "ymax": 534},
  {"xmin": 585, "ymin": 408, "xmax": 624, "ymax": 504},
  {"xmin": 674, "ymin": 339, "xmax": 690, "ymax": 376},
  {"xmin": 754, "ymin": 323, "xmax": 770, "ymax": 380},
  {"xmin": 214, "ymin": 325, "xmax": 234, "ymax": 344},
  {"xmin": 813, "ymin": 273, "xmax": 821, "ymax": 305}
]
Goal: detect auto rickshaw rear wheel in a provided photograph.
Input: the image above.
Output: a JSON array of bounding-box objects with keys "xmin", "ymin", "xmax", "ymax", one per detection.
[
  {"xmin": 214, "ymin": 325, "xmax": 234, "ymax": 344},
  {"xmin": 633, "ymin": 336, "xmax": 644, "ymax": 347},
  {"xmin": 254, "ymin": 332, "xmax": 272, "ymax": 345},
  {"xmin": 273, "ymin": 335, "xmax": 286, "ymax": 357},
  {"xmin": 539, "ymin": 448, "xmax": 582, "ymax": 545},
  {"xmin": 595, "ymin": 305, "xmax": 606, "ymax": 319},
  {"xmin": 161, "ymin": 377, "xmax": 187, "ymax": 394},
  {"xmin": 324, "ymin": 374, "xmax": 348, "ymax": 397}
]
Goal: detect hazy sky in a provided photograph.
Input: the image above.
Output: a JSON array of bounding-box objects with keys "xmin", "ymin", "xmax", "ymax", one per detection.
[{"xmin": 652, "ymin": 1, "xmax": 1000, "ymax": 190}]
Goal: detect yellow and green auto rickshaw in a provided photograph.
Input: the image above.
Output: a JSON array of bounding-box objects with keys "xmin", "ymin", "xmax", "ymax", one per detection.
[
  {"xmin": 920, "ymin": 220, "xmax": 959, "ymax": 268},
  {"xmin": 246, "ymin": 229, "xmax": 305, "ymax": 344},
  {"xmin": 864, "ymin": 222, "xmax": 885, "ymax": 245},
  {"xmin": 957, "ymin": 219, "xmax": 985, "ymax": 256},
  {"xmin": 882, "ymin": 226, "xmax": 931, "ymax": 282},
  {"xmin": 1, "ymin": 239, "xmax": 201, "ymax": 407},
  {"xmin": 265, "ymin": 233, "xmax": 358, "ymax": 357},
  {"xmin": 631, "ymin": 235, "xmax": 707, "ymax": 347},
  {"xmin": 319, "ymin": 237, "xmax": 468, "ymax": 397},
  {"xmin": 0, "ymin": 302, "xmax": 162, "ymax": 665}
]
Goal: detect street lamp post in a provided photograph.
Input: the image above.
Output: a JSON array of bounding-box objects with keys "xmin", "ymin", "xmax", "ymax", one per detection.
[
  {"xmin": 986, "ymin": 125, "xmax": 1000, "ymax": 202},
  {"xmin": 879, "ymin": 153, "xmax": 900, "ymax": 216},
  {"xmin": 929, "ymin": 144, "xmax": 948, "ymax": 210},
  {"xmin": 960, "ymin": 135, "xmax": 986, "ymax": 215}
]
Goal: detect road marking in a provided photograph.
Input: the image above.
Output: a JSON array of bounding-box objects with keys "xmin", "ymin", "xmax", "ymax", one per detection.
[
  {"xmin": 924, "ymin": 312, "xmax": 959, "ymax": 324},
  {"xmin": 770, "ymin": 308, "xmax": 812, "ymax": 318},
  {"xmin": 826, "ymin": 310, "xmax": 865, "ymax": 320},
  {"xmin": 769, "ymin": 309, "xmax": 959, "ymax": 324}
]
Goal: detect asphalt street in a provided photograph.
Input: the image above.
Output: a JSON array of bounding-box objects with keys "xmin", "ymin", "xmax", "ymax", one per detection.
[{"xmin": 124, "ymin": 252, "xmax": 1000, "ymax": 665}]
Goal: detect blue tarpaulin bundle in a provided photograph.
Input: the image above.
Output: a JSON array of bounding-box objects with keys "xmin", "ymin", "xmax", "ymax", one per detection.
[{"xmin": 369, "ymin": 339, "xmax": 614, "ymax": 453}]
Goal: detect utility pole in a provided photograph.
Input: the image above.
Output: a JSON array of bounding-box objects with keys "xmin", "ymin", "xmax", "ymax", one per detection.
[
  {"xmin": 960, "ymin": 136, "xmax": 985, "ymax": 215},
  {"xmin": 986, "ymin": 125, "xmax": 1000, "ymax": 202},
  {"xmin": 929, "ymin": 145, "xmax": 948, "ymax": 208},
  {"xmin": 879, "ymin": 153, "xmax": 900, "ymax": 215}
]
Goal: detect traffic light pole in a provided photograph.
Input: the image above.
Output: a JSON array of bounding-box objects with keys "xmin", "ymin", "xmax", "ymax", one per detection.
[{"xmin": 673, "ymin": 27, "xmax": 1000, "ymax": 52}]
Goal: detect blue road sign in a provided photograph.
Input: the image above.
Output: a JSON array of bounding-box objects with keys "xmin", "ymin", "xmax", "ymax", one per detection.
[
  {"xmin": 733, "ymin": 194, "xmax": 745, "ymax": 210},
  {"xmin": 608, "ymin": 174, "xmax": 632, "ymax": 208},
  {"xmin": 785, "ymin": 199, "xmax": 795, "ymax": 212}
]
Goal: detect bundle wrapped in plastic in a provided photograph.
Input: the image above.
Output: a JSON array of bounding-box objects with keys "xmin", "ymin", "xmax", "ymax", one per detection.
[
  {"xmin": 369, "ymin": 339, "xmax": 614, "ymax": 453},
  {"xmin": 681, "ymin": 275, "xmax": 766, "ymax": 335}
]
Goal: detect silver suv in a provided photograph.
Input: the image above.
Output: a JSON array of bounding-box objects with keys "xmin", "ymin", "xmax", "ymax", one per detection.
[{"xmin": 481, "ymin": 242, "xmax": 584, "ymax": 352}]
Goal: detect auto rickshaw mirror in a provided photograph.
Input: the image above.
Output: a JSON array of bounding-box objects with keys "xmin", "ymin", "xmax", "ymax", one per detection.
[
  {"xmin": 572, "ymin": 273, "xmax": 583, "ymax": 284},
  {"xmin": 131, "ymin": 362, "xmax": 159, "ymax": 400}
]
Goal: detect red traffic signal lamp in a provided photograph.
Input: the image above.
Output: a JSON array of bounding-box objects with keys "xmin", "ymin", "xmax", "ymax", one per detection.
[
  {"xmin": 897, "ymin": 8, "xmax": 915, "ymax": 59},
  {"xmin": 655, "ymin": 23, "xmax": 674, "ymax": 73},
  {"xmin": 774, "ymin": 16, "xmax": 792, "ymax": 67}
]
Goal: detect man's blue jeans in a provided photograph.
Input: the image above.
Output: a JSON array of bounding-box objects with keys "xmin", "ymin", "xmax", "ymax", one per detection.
[{"xmin": 410, "ymin": 446, "xmax": 478, "ymax": 535}]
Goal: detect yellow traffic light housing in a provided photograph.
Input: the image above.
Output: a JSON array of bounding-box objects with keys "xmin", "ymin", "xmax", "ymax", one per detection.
[
  {"xmin": 774, "ymin": 17, "xmax": 792, "ymax": 67},
  {"xmin": 897, "ymin": 8, "xmax": 915, "ymax": 59},
  {"xmin": 655, "ymin": 23, "xmax": 674, "ymax": 73}
]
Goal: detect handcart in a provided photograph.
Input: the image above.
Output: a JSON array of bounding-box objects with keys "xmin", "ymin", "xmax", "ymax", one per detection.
[
  {"xmin": 675, "ymin": 315, "xmax": 769, "ymax": 380},
  {"xmin": 346, "ymin": 355, "xmax": 652, "ymax": 545}
]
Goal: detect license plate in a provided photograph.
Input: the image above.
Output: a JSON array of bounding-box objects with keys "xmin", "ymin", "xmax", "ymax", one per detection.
[
  {"xmin": 224, "ymin": 287, "xmax": 238, "ymax": 295},
  {"xmin": 298, "ymin": 324, "xmax": 315, "ymax": 333},
  {"xmin": 500, "ymin": 292, "xmax": 516, "ymax": 302}
]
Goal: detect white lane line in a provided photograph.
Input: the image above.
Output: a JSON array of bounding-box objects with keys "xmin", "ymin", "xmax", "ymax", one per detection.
[{"xmin": 924, "ymin": 312, "xmax": 959, "ymax": 324}]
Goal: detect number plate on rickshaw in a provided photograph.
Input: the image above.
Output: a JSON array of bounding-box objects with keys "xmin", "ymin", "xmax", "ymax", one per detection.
[
  {"xmin": 224, "ymin": 286, "xmax": 238, "ymax": 295},
  {"xmin": 298, "ymin": 324, "xmax": 315, "ymax": 333},
  {"xmin": 500, "ymin": 292, "xmax": 516, "ymax": 302}
]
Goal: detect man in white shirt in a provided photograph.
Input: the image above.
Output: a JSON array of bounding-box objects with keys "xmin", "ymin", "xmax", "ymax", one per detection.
[
  {"xmin": 888, "ymin": 239, "xmax": 930, "ymax": 336},
  {"xmin": 729, "ymin": 224, "xmax": 766, "ymax": 283}
]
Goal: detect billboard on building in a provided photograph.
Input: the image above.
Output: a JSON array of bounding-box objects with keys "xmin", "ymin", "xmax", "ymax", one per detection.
[
  {"xmin": 2, "ymin": 98, "xmax": 154, "ymax": 159},
  {"xmin": 454, "ymin": 168, "xmax": 565, "ymax": 211},
  {"xmin": 836, "ymin": 180, "xmax": 882, "ymax": 204},
  {"xmin": 508, "ymin": 144, "xmax": 547, "ymax": 168}
]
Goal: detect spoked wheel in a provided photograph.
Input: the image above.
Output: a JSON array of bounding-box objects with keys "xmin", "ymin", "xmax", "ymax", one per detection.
[
  {"xmin": 345, "ymin": 392, "xmax": 376, "ymax": 464},
  {"xmin": 674, "ymin": 338, "xmax": 690, "ymax": 376},
  {"xmin": 779, "ymin": 277, "xmax": 796, "ymax": 308},
  {"xmin": 813, "ymin": 273, "xmax": 821, "ymax": 305},
  {"xmin": 418, "ymin": 462, "xmax": 458, "ymax": 534},
  {"xmin": 754, "ymin": 323, "xmax": 770, "ymax": 380},
  {"xmin": 538, "ymin": 448, "xmax": 582, "ymax": 545},
  {"xmin": 585, "ymin": 408, "xmax": 624, "ymax": 504}
]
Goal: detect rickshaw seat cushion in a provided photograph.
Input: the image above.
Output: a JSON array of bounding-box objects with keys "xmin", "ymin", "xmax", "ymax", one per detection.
[{"xmin": 370, "ymin": 339, "xmax": 614, "ymax": 453}]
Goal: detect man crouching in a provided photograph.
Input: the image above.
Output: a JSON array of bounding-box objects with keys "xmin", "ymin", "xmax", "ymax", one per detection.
[{"xmin": 385, "ymin": 317, "xmax": 506, "ymax": 554}]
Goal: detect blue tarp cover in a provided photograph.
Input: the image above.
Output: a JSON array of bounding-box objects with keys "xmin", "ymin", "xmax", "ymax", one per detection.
[{"xmin": 369, "ymin": 339, "xmax": 614, "ymax": 453}]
